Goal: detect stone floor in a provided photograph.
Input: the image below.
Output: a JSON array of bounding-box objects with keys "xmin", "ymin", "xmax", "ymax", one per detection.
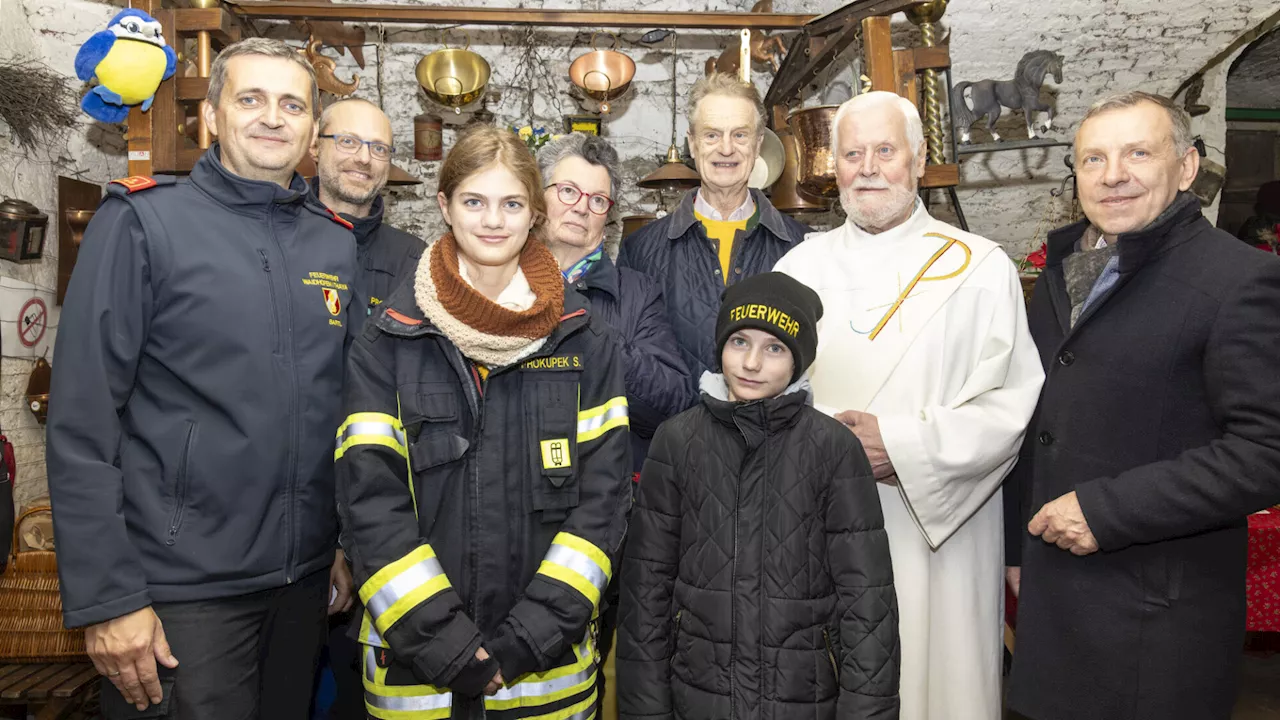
[
  {"xmin": 1233, "ymin": 649, "xmax": 1280, "ymax": 719},
  {"xmin": 1005, "ymin": 638, "xmax": 1280, "ymax": 719}
]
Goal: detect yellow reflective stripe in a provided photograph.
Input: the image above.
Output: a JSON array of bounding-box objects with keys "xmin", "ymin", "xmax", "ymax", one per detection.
[
  {"xmin": 486, "ymin": 639, "xmax": 593, "ymax": 711},
  {"xmin": 576, "ymin": 396, "xmax": 628, "ymax": 443},
  {"xmin": 359, "ymin": 545, "xmax": 451, "ymax": 635},
  {"xmin": 358, "ymin": 610, "xmax": 388, "ymax": 648},
  {"xmin": 497, "ymin": 689, "xmax": 598, "ymax": 720},
  {"xmin": 335, "ymin": 412, "xmax": 409, "ymax": 461},
  {"xmin": 363, "ymin": 645, "xmax": 453, "ymax": 719},
  {"xmin": 536, "ymin": 533, "xmax": 611, "ymax": 608},
  {"xmin": 396, "ymin": 395, "xmax": 417, "ymax": 513}
]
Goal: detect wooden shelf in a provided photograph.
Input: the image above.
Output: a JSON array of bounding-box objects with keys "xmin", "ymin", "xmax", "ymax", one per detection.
[
  {"xmin": 955, "ymin": 138, "xmax": 1071, "ymax": 155},
  {"xmin": 224, "ymin": 1, "xmax": 815, "ymax": 29},
  {"xmin": 920, "ymin": 164, "xmax": 959, "ymax": 189}
]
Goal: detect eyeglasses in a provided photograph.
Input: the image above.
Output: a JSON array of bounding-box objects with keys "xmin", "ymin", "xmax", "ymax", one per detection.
[
  {"xmin": 546, "ymin": 183, "xmax": 614, "ymax": 215},
  {"xmin": 319, "ymin": 133, "xmax": 394, "ymax": 162}
]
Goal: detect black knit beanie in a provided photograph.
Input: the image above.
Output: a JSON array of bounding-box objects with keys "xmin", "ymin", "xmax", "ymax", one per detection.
[{"xmin": 715, "ymin": 272, "xmax": 824, "ymax": 384}]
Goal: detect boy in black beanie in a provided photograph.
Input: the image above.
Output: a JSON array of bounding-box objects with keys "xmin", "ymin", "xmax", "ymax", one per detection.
[{"xmin": 617, "ymin": 272, "xmax": 901, "ymax": 720}]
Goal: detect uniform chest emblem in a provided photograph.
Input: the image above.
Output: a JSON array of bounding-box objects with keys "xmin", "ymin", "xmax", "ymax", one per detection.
[
  {"xmin": 540, "ymin": 438, "xmax": 572, "ymax": 470},
  {"xmin": 322, "ymin": 287, "xmax": 341, "ymax": 316}
]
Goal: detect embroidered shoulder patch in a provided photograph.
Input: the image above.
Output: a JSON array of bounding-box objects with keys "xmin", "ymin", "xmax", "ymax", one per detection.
[{"xmin": 109, "ymin": 176, "xmax": 158, "ymax": 193}]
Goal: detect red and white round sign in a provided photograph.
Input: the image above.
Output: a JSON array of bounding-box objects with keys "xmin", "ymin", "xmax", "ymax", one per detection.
[{"xmin": 18, "ymin": 297, "xmax": 47, "ymax": 348}]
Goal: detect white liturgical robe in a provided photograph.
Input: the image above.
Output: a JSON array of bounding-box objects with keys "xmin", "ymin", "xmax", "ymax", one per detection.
[{"xmin": 775, "ymin": 203, "xmax": 1044, "ymax": 720}]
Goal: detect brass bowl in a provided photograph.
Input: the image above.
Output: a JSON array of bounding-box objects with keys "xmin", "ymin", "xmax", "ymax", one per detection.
[
  {"xmin": 417, "ymin": 34, "xmax": 491, "ymax": 113},
  {"xmin": 568, "ymin": 33, "xmax": 636, "ymax": 113},
  {"xmin": 788, "ymin": 105, "xmax": 840, "ymax": 199}
]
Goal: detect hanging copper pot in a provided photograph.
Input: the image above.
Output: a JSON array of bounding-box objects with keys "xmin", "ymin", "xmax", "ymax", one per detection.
[
  {"xmin": 788, "ymin": 105, "xmax": 840, "ymax": 199},
  {"xmin": 770, "ymin": 127, "xmax": 827, "ymax": 214},
  {"xmin": 568, "ymin": 33, "xmax": 636, "ymax": 114}
]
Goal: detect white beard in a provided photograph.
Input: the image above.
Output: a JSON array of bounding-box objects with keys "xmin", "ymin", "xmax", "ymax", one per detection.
[{"xmin": 840, "ymin": 181, "xmax": 918, "ymax": 234}]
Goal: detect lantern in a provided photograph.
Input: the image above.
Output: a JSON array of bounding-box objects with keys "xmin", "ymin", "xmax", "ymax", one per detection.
[{"xmin": 0, "ymin": 199, "xmax": 49, "ymax": 262}]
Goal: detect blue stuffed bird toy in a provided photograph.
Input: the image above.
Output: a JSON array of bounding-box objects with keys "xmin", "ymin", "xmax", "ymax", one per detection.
[{"xmin": 75, "ymin": 9, "xmax": 177, "ymax": 124}]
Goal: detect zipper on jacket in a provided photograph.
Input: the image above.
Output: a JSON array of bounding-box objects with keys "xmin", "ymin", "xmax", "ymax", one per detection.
[
  {"xmin": 258, "ymin": 250, "xmax": 281, "ymax": 355},
  {"xmin": 267, "ymin": 206, "xmax": 301, "ymax": 584},
  {"xmin": 823, "ymin": 627, "xmax": 840, "ymax": 680},
  {"xmin": 166, "ymin": 422, "xmax": 196, "ymax": 546},
  {"xmin": 671, "ymin": 610, "xmax": 682, "ymax": 658}
]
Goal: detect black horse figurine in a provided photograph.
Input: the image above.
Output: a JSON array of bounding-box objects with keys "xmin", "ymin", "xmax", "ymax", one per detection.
[{"xmin": 952, "ymin": 50, "xmax": 1064, "ymax": 144}]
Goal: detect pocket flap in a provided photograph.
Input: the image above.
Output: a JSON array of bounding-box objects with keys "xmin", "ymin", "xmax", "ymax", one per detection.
[{"xmin": 409, "ymin": 432, "xmax": 470, "ymax": 471}]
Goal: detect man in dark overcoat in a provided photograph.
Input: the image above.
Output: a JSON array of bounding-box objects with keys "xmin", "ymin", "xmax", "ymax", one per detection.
[{"xmin": 1005, "ymin": 91, "xmax": 1280, "ymax": 720}]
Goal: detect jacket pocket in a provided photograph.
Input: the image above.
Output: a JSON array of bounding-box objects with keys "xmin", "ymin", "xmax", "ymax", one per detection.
[
  {"xmin": 525, "ymin": 378, "xmax": 580, "ymax": 522},
  {"xmin": 823, "ymin": 626, "xmax": 840, "ymax": 680},
  {"xmin": 166, "ymin": 421, "xmax": 196, "ymax": 546},
  {"xmin": 407, "ymin": 431, "xmax": 470, "ymax": 533}
]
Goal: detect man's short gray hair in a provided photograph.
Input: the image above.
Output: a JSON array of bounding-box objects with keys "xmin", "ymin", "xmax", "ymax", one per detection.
[
  {"xmin": 686, "ymin": 72, "xmax": 766, "ymax": 137},
  {"xmin": 536, "ymin": 132, "xmax": 621, "ymax": 199},
  {"xmin": 1081, "ymin": 91, "xmax": 1194, "ymax": 155},
  {"xmin": 207, "ymin": 38, "xmax": 319, "ymax": 115},
  {"xmin": 831, "ymin": 91, "xmax": 925, "ymax": 160}
]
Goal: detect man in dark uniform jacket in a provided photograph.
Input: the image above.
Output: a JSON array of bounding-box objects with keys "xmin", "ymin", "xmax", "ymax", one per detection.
[
  {"xmin": 309, "ymin": 96, "xmax": 424, "ymax": 720},
  {"xmin": 310, "ymin": 97, "xmax": 425, "ymax": 320},
  {"xmin": 47, "ymin": 38, "xmax": 356, "ymax": 719}
]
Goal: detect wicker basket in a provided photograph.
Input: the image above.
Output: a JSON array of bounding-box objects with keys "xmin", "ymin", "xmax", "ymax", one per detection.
[{"xmin": 0, "ymin": 505, "xmax": 87, "ymax": 662}]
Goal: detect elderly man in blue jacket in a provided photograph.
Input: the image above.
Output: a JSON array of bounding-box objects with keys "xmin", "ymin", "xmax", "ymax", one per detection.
[{"xmin": 619, "ymin": 73, "xmax": 809, "ymax": 400}]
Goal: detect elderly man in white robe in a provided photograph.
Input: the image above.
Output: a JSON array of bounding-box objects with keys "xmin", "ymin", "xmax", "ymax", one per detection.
[{"xmin": 774, "ymin": 92, "xmax": 1044, "ymax": 720}]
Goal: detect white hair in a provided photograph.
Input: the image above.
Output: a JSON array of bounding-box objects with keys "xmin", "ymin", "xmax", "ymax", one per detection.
[{"xmin": 830, "ymin": 91, "xmax": 925, "ymax": 160}]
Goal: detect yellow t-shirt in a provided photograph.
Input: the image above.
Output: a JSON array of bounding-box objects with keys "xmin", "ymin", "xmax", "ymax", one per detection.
[{"xmin": 695, "ymin": 211, "xmax": 750, "ymax": 284}]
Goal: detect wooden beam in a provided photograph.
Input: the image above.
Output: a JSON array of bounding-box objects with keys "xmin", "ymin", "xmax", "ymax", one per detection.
[
  {"xmin": 862, "ymin": 16, "xmax": 894, "ymax": 93},
  {"xmin": 149, "ymin": 8, "xmax": 180, "ymax": 173},
  {"xmin": 126, "ymin": 0, "xmax": 167, "ymax": 177},
  {"xmin": 920, "ymin": 163, "xmax": 959, "ymax": 188},
  {"xmin": 913, "ymin": 45, "xmax": 950, "ymax": 70},
  {"xmin": 225, "ymin": 1, "xmax": 814, "ymax": 29},
  {"xmin": 175, "ymin": 7, "xmax": 242, "ymax": 46},
  {"xmin": 893, "ymin": 48, "xmax": 918, "ymax": 111},
  {"xmin": 805, "ymin": 0, "xmax": 922, "ymax": 37},
  {"xmin": 176, "ymin": 77, "xmax": 209, "ymax": 102},
  {"xmin": 763, "ymin": 0, "xmax": 918, "ymax": 107}
]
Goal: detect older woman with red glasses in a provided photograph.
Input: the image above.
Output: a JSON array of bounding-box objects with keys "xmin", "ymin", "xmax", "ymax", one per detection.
[{"xmin": 537, "ymin": 133, "xmax": 691, "ymax": 475}]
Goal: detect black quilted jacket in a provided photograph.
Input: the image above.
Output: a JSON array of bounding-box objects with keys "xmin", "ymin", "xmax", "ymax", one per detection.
[{"xmin": 617, "ymin": 380, "xmax": 900, "ymax": 720}]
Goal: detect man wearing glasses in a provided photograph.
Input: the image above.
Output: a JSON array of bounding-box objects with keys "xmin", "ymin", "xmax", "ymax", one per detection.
[
  {"xmin": 311, "ymin": 98, "xmax": 425, "ymax": 321},
  {"xmin": 308, "ymin": 97, "xmax": 424, "ymax": 719}
]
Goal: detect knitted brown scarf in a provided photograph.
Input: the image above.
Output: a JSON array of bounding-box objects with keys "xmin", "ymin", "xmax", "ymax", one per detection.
[{"xmin": 414, "ymin": 232, "xmax": 565, "ymax": 366}]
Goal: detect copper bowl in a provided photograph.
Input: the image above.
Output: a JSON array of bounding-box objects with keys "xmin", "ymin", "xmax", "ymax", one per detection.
[
  {"xmin": 417, "ymin": 34, "xmax": 491, "ymax": 113},
  {"xmin": 569, "ymin": 34, "xmax": 636, "ymax": 113},
  {"xmin": 788, "ymin": 105, "xmax": 840, "ymax": 199}
]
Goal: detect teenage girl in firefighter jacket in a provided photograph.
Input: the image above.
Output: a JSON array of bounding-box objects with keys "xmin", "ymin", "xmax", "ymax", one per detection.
[{"xmin": 335, "ymin": 124, "xmax": 631, "ymax": 720}]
